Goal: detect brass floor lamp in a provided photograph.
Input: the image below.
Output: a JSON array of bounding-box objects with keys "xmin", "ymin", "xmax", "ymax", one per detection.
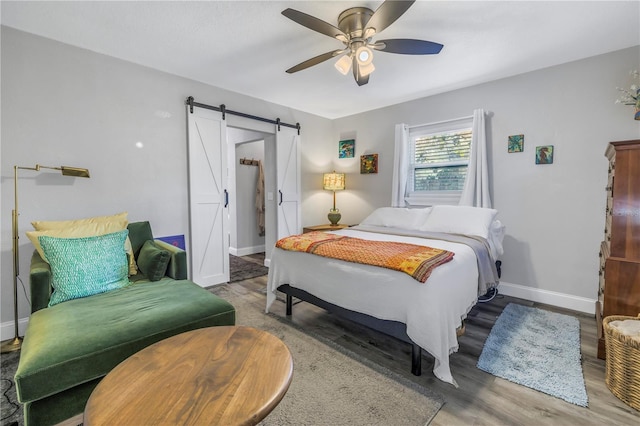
[{"xmin": 1, "ymin": 164, "xmax": 90, "ymax": 353}]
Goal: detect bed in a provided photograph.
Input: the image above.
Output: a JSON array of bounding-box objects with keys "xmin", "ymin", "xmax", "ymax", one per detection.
[{"xmin": 266, "ymin": 205, "xmax": 505, "ymax": 386}]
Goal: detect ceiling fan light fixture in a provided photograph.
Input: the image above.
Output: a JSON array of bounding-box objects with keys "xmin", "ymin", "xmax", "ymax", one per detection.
[
  {"xmin": 363, "ymin": 27, "xmax": 376, "ymax": 40},
  {"xmin": 355, "ymin": 46, "xmax": 373, "ymax": 66},
  {"xmin": 334, "ymin": 54, "xmax": 352, "ymax": 75},
  {"xmin": 359, "ymin": 62, "xmax": 375, "ymax": 77}
]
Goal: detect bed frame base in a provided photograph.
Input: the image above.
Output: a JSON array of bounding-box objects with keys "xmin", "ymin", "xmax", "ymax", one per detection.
[{"xmin": 278, "ymin": 284, "xmax": 422, "ymax": 376}]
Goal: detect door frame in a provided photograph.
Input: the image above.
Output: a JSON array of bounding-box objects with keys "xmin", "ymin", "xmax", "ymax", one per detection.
[{"xmin": 225, "ymin": 116, "xmax": 278, "ymax": 267}]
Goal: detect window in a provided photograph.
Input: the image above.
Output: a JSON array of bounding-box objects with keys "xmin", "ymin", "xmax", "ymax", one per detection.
[
  {"xmin": 405, "ymin": 116, "xmax": 473, "ymax": 205},
  {"xmin": 410, "ymin": 130, "xmax": 472, "ymax": 191}
]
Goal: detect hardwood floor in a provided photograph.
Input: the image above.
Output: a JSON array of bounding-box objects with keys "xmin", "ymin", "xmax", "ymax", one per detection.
[{"xmin": 219, "ymin": 275, "xmax": 639, "ymax": 426}]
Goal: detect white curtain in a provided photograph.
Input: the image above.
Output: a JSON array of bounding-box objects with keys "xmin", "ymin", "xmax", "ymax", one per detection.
[
  {"xmin": 391, "ymin": 123, "xmax": 409, "ymax": 207},
  {"xmin": 459, "ymin": 109, "xmax": 492, "ymax": 208}
]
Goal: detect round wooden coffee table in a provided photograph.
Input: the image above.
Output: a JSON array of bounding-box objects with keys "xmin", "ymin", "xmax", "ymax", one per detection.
[{"xmin": 84, "ymin": 326, "xmax": 293, "ymax": 426}]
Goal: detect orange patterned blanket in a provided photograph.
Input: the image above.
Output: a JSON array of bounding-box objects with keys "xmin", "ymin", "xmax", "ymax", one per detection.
[{"xmin": 275, "ymin": 231, "xmax": 454, "ymax": 283}]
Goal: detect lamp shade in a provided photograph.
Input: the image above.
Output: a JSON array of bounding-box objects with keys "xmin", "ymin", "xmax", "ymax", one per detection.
[
  {"xmin": 323, "ymin": 172, "xmax": 345, "ymax": 191},
  {"xmin": 355, "ymin": 46, "xmax": 373, "ymax": 66},
  {"xmin": 358, "ymin": 62, "xmax": 375, "ymax": 77},
  {"xmin": 334, "ymin": 55, "xmax": 352, "ymax": 75},
  {"xmin": 60, "ymin": 166, "xmax": 90, "ymax": 178}
]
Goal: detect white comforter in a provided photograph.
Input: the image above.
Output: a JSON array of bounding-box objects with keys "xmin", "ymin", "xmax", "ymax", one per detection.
[{"xmin": 265, "ymin": 227, "xmax": 480, "ymax": 386}]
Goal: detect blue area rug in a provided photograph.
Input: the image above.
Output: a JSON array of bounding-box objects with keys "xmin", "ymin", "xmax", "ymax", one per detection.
[{"xmin": 477, "ymin": 303, "xmax": 588, "ymax": 407}]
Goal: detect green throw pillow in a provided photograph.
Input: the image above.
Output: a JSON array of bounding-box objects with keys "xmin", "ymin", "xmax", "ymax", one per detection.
[
  {"xmin": 136, "ymin": 240, "xmax": 171, "ymax": 281},
  {"xmin": 39, "ymin": 230, "xmax": 130, "ymax": 307}
]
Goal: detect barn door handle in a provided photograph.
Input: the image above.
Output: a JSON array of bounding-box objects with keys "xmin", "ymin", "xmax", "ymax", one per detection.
[
  {"xmin": 279, "ymin": 190, "xmax": 283, "ymax": 206},
  {"xmin": 224, "ymin": 189, "xmax": 229, "ymax": 208}
]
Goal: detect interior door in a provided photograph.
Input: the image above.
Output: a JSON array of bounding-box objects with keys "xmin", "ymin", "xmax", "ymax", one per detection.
[
  {"xmin": 186, "ymin": 106, "xmax": 229, "ymax": 287},
  {"xmin": 276, "ymin": 126, "xmax": 301, "ymax": 239}
]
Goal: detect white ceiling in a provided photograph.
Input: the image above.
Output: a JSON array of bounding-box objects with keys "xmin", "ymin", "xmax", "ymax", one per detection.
[{"xmin": 2, "ymin": 1, "xmax": 639, "ymax": 119}]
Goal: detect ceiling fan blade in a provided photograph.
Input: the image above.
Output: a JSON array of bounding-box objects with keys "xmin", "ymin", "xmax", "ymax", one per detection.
[
  {"xmin": 365, "ymin": 0, "xmax": 415, "ymax": 35},
  {"xmin": 282, "ymin": 8, "xmax": 348, "ymax": 41},
  {"xmin": 352, "ymin": 57, "xmax": 370, "ymax": 86},
  {"xmin": 374, "ymin": 39, "xmax": 443, "ymax": 55},
  {"xmin": 286, "ymin": 50, "xmax": 343, "ymax": 74}
]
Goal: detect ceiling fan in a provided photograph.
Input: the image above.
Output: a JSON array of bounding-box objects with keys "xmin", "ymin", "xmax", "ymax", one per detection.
[{"xmin": 282, "ymin": 0, "xmax": 443, "ymax": 86}]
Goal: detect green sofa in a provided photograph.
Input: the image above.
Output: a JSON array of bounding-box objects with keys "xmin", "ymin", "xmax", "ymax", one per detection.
[{"xmin": 14, "ymin": 221, "xmax": 236, "ymax": 426}]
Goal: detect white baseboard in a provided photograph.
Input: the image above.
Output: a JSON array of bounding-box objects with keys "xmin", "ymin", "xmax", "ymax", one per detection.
[
  {"xmin": 498, "ymin": 281, "xmax": 596, "ymax": 315},
  {"xmin": 1, "ymin": 317, "xmax": 29, "ymax": 342},
  {"xmin": 229, "ymin": 245, "xmax": 266, "ymax": 257}
]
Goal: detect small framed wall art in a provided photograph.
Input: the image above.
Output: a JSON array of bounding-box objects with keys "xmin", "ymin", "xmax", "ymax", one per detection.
[
  {"xmin": 508, "ymin": 134, "xmax": 524, "ymax": 153},
  {"xmin": 360, "ymin": 154, "xmax": 378, "ymax": 174},
  {"xmin": 339, "ymin": 139, "xmax": 355, "ymax": 158},
  {"xmin": 535, "ymin": 145, "xmax": 554, "ymax": 164}
]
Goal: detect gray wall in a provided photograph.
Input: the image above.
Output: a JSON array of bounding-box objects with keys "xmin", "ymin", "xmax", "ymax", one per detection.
[
  {"xmin": 0, "ymin": 27, "xmax": 332, "ymax": 334},
  {"xmin": 329, "ymin": 46, "xmax": 640, "ymax": 310}
]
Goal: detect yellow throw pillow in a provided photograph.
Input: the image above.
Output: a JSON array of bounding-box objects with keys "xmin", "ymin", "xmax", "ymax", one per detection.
[
  {"xmin": 29, "ymin": 212, "xmax": 138, "ymax": 275},
  {"xmin": 27, "ymin": 220, "xmax": 129, "ymax": 262},
  {"xmin": 31, "ymin": 211, "xmax": 128, "ymax": 230}
]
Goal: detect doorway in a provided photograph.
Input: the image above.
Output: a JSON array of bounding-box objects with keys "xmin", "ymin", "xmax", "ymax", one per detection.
[{"xmin": 227, "ymin": 127, "xmax": 270, "ymax": 279}]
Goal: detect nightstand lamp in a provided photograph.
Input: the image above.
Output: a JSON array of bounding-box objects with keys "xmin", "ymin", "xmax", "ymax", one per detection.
[{"xmin": 323, "ymin": 171, "xmax": 345, "ymax": 225}]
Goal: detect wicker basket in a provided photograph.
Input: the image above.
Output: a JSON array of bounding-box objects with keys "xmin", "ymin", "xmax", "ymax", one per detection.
[{"xmin": 604, "ymin": 315, "xmax": 640, "ymax": 411}]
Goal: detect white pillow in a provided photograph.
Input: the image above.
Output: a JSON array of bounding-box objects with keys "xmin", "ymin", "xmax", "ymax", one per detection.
[
  {"xmin": 419, "ymin": 205, "xmax": 498, "ymax": 239},
  {"xmin": 360, "ymin": 207, "xmax": 432, "ymax": 230}
]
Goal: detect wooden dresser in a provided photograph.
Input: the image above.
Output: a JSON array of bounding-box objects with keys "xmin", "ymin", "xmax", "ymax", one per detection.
[{"xmin": 597, "ymin": 139, "xmax": 640, "ymax": 359}]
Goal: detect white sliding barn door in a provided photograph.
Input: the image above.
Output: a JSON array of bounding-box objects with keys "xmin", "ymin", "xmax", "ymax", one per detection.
[
  {"xmin": 186, "ymin": 106, "xmax": 229, "ymax": 287},
  {"xmin": 276, "ymin": 127, "xmax": 301, "ymax": 239}
]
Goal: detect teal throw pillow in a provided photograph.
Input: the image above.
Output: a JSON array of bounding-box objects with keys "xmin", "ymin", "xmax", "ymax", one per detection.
[
  {"xmin": 39, "ymin": 230, "xmax": 130, "ymax": 307},
  {"xmin": 136, "ymin": 240, "xmax": 171, "ymax": 281}
]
